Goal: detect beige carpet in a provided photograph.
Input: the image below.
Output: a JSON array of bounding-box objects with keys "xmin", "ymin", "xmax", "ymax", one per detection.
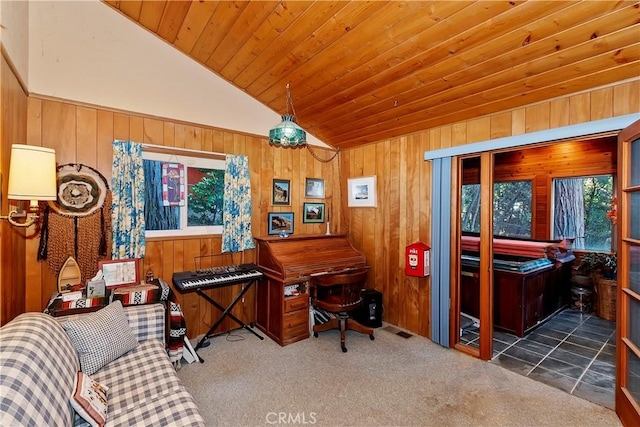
[{"xmin": 176, "ymin": 324, "xmax": 621, "ymax": 427}]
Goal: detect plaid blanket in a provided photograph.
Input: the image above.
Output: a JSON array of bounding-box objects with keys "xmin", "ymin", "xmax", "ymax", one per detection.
[{"xmin": 111, "ymin": 278, "xmax": 186, "ymax": 366}]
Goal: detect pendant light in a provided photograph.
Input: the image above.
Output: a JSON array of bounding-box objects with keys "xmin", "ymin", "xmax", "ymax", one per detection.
[{"xmin": 269, "ymin": 83, "xmax": 306, "ymax": 147}]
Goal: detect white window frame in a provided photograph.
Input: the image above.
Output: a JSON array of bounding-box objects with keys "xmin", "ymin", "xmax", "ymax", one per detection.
[{"xmin": 143, "ymin": 151, "xmax": 225, "ymax": 238}]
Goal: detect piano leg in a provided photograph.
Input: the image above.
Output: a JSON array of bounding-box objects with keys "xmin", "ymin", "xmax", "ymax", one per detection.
[{"xmin": 192, "ymin": 279, "xmax": 264, "ymax": 363}]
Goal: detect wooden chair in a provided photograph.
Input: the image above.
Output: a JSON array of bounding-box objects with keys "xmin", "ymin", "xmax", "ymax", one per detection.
[{"xmin": 310, "ymin": 268, "xmax": 374, "ymax": 352}]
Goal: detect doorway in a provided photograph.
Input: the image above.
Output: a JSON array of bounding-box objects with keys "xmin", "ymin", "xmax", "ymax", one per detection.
[{"xmin": 451, "ymin": 136, "xmax": 620, "ymax": 409}]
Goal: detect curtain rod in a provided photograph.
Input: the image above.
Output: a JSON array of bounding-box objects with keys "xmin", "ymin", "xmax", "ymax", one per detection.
[{"xmin": 141, "ymin": 143, "xmax": 226, "ymax": 161}]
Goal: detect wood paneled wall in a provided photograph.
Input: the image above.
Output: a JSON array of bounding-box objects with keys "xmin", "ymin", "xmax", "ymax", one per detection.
[
  {"xmin": 343, "ymin": 79, "xmax": 639, "ymax": 337},
  {"xmin": 0, "ymin": 53, "xmax": 28, "ymax": 325},
  {"xmin": 15, "ymin": 96, "xmax": 340, "ymax": 338},
  {"xmin": 2, "ymin": 49, "xmax": 638, "ymax": 344}
]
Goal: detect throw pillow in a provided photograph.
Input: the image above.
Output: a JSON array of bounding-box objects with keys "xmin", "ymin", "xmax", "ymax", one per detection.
[
  {"xmin": 70, "ymin": 371, "xmax": 108, "ymax": 427},
  {"xmin": 61, "ymin": 300, "xmax": 138, "ymax": 375}
]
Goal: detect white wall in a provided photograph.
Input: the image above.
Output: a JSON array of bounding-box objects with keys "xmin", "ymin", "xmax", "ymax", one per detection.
[
  {"xmin": 0, "ymin": 0, "xmax": 30, "ymax": 85},
  {"xmin": 26, "ymin": 0, "xmax": 327, "ymax": 146}
]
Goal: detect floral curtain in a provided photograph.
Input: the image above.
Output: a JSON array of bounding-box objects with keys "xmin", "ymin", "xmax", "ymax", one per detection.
[
  {"xmin": 222, "ymin": 155, "xmax": 255, "ymax": 253},
  {"xmin": 111, "ymin": 140, "xmax": 146, "ymax": 259}
]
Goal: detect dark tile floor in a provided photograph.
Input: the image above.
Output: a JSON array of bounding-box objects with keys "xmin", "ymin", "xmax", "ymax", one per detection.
[{"xmin": 460, "ymin": 308, "xmax": 616, "ymax": 409}]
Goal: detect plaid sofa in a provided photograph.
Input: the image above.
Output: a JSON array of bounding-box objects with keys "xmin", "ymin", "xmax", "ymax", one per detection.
[{"xmin": 0, "ymin": 304, "xmax": 205, "ymax": 427}]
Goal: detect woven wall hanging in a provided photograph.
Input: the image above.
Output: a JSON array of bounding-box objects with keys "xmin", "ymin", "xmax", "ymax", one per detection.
[{"xmin": 38, "ymin": 163, "xmax": 112, "ymax": 283}]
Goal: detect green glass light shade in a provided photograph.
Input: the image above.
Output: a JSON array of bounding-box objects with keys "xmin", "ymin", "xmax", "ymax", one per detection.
[{"xmin": 269, "ymin": 114, "xmax": 306, "ymax": 147}]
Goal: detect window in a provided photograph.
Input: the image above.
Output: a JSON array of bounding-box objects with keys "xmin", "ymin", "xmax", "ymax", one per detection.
[
  {"xmin": 461, "ymin": 180, "xmax": 532, "ymax": 238},
  {"xmin": 143, "ymin": 151, "xmax": 225, "ymax": 238},
  {"xmin": 552, "ymin": 175, "xmax": 614, "ymax": 251}
]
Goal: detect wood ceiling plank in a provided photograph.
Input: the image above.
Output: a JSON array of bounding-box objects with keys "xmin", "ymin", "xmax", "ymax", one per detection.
[
  {"xmin": 290, "ymin": 0, "xmax": 481, "ymax": 107},
  {"xmin": 316, "ymin": 29, "xmax": 637, "ymax": 139},
  {"xmin": 305, "ymin": 1, "xmax": 633, "ymax": 139},
  {"xmin": 299, "ymin": 0, "xmax": 572, "ymax": 120},
  {"xmin": 324, "ymin": 52, "xmax": 639, "ymax": 145},
  {"xmin": 456, "ymin": 1, "xmax": 636, "ymax": 65},
  {"xmin": 205, "ymin": 1, "xmax": 281, "ymax": 72},
  {"xmin": 333, "ymin": 63, "xmax": 640, "ymax": 148},
  {"xmin": 138, "ymin": 1, "xmax": 166, "ymax": 32},
  {"xmin": 107, "ymin": 0, "xmax": 637, "ymax": 149},
  {"xmin": 173, "ymin": 0, "xmax": 219, "ymax": 53},
  {"xmin": 156, "ymin": 0, "xmax": 192, "ymax": 44},
  {"xmin": 118, "ymin": 0, "xmax": 142, "ymax": 22},
  {"xmin": 328, "ymin": 4, "xmax": 638, "ymax": 146},
  {"xmin": 232, "ymin": 1, "xmax": 346, "ymax": 89},
  {"xmin": 287, "ymin": 0, "xmax": 474, "ymax": 100},
  {"xmin": 221, "ymin": 1, "xmax": 314, "ymax": 83},
  {"xmin": 324, "ymin": 27, "xmax": 640, "ymax": 139},
  {"xmin": 312, "ymin": 5, "xmax": 639, "ymax": 134},
  {"xmin": 245, "ymin": 1, "xmax": 390, "ymax": 104},
  {"xmin": 190, "ymin": 1, "xmax": 249, "ymax": 64},
  {"xmin": 258, "ymin": 1, "xmax": 443, "ymax": 106}
]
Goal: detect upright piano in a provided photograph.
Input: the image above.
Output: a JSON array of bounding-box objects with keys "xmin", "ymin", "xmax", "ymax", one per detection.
[{"xmin": 254, "ymin": 234, "xmax": 368, "ymax": 346}]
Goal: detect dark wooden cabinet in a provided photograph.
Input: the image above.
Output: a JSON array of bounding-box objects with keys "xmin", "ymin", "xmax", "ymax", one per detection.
[
  {"xmin": 545, "ymin": 258, "xmax": 574, "ymax": 315},
  {"xmin": 461, "ymin": 260, "xmax": 572, "ymax": 337}
]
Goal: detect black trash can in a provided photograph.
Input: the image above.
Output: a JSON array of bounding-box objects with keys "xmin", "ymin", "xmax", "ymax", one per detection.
[{"xmin": 354, "ymin": 289, "xmax": 383, "ymax": 328}]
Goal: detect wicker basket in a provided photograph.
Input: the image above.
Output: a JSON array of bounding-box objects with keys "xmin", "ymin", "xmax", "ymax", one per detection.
[{"xmin": 593, "ymin": 274, "xmax": 617, "ymax": 321}]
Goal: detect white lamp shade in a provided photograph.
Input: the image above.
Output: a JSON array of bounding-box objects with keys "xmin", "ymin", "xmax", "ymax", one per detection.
[{"xmin": 7, "ymin": 144, "xmax": 57, "ymax": 201}]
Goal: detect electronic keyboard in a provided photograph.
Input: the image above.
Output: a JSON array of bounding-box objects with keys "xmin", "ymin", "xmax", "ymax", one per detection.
[{"xmin": 172, "ymin": 263, "xmax": 263, "ymax": 291}]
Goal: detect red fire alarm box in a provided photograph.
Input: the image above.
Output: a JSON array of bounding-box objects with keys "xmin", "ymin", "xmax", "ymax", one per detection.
[{"xmin": 405, "ymin": 242, "xmax": 430, "ymax": 277}]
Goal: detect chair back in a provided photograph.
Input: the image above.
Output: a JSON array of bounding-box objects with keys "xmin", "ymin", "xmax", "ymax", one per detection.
[{"xmin": 311, "ymin": 268, "xmax": 369, "ymax": 313}]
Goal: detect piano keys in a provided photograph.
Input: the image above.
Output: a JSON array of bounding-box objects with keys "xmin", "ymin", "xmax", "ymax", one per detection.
[
  {"xmin": 172, "ymin": 263, "xmax": 263, "ymax": 292},
  {"xmin": 254, "ymin": 234, "xmax": 368, "ymax": 346}
]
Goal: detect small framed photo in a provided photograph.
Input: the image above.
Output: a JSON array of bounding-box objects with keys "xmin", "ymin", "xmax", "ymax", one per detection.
[
  {"xmin": 268, "ymin": 212, "xmax": 294, "ymax": 235},
  {"xmin": 272, "ymin": 179, "xmax": 291, "ymax": 205},
  {"xmin": 303, "ymin": 202, "xmax": 325, "ymax": 223},
  {"xmin": 305, "ymin": 178, "xmax": 325, "ymax": 198},
  {"xmin": 347, "ymin": 175, "xmax": 377, "ymax": 207}
]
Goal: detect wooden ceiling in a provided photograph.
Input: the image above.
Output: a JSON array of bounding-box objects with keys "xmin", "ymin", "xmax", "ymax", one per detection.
[{"xmin": 104, "ymin": 1, "xmax": 640, "ymax": 149}]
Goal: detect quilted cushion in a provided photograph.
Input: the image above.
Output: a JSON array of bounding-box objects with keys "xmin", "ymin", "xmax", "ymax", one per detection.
[
  {"xmin": 0, "ymin": 313, "xmax": 80, "ymax": 427},
  {"xmin": 70, "ymin": 371, "xmax": 109, "ymax": 427},
  {"xmin": 61, "ymin": 301, "xmax": 138, "ymax": 375},
  {"xmin": 91, "ymin": 339, "xmax": 205, "ymax": 426}
]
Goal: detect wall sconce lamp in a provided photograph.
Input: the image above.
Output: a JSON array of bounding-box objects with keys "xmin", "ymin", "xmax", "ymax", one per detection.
[
  {"xmin": 1, "ymin": 144, "xmax": 57, "ymax": 228},
  {"xmin": 269, "ymin": 83, "xmax": 307, "ymax": 147}
]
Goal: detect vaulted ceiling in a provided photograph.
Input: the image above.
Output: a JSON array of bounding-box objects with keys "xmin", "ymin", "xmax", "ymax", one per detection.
[{"xmin": 104, "ymin": 1, "xmax": 640, "ymax": 149}]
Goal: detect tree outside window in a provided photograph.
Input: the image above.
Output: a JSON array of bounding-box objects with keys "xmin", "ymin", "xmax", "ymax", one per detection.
[
  {"xmin": 552, "ymin": 175, "xmax": 613, "ymax": 251},
  {"xmin": 142, "ymin": 152, "xmax": 225, "ymax": 237},
  {"xmin": 461, "ymin": 180, "xmax": 532, "ymax": 239}
]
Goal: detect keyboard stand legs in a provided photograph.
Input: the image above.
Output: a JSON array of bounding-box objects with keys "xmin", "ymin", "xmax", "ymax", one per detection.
[{"xmin": 192, "ymin": 280, "xmax": 264, "ymax": 363}]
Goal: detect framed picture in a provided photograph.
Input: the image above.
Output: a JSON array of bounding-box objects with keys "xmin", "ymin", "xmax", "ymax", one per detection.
[
  {"xmin": 268, "ymin": 212, "xmax": 294, "ymax": 235},
  {"xmin": 305, "ymin": 178, "xmax": 325, "ymax": 198},
  {"xmin": 272, "ymin": 179, "xmax": 291, "ymax": 205},
  {"xmin": 303, "ymin": 202, "xmax": 325, "ymax": 223},
  {"xmin": 347, "ymin": 175, "xmax": 377, "ymax": 207},
  {"xmin": 98, "ymin": 258, "xmax": 140, "ymax": 288}
]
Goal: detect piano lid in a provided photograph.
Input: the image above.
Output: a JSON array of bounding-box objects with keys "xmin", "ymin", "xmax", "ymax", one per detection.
[{"xmin": 254, "ymin": 234, "xmax": 367, "ymax": 282}]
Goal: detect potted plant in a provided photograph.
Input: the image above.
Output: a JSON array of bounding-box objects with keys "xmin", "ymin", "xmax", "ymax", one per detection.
[
  {"xmin": 602, "ymin": 253, "xmax": 617, "ymax": 280},
  {"xmin": 578, "ymin": 252, "xmax": 617, "ymax": 280},
  {"xmin": 578, "ymin": 252, "xmax": 617, "ymax": 321}
]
